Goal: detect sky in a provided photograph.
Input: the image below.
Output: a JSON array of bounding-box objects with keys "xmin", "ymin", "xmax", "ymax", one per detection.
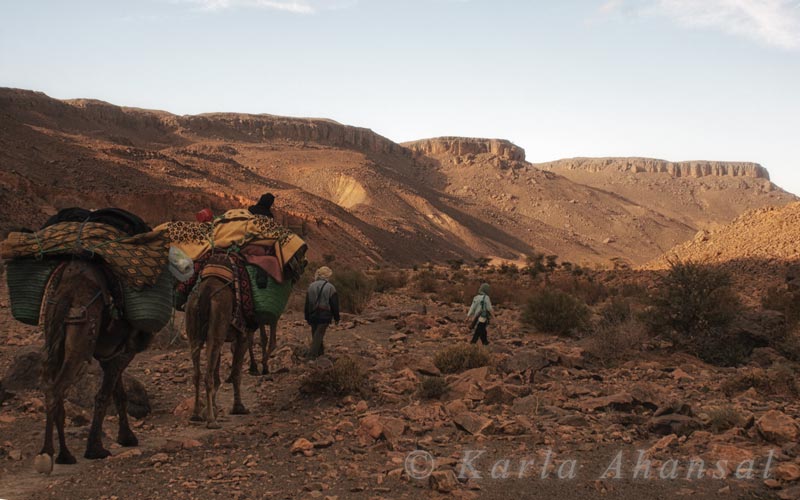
[{"xmin": 1, "ymin": 0, "xmax": 799, "ymax": 193}]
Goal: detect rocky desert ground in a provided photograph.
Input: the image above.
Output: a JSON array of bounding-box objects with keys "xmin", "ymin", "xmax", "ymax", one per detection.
[{"xmin": 3, "ymin": 89, "xmax": 800, "ymax": 500}]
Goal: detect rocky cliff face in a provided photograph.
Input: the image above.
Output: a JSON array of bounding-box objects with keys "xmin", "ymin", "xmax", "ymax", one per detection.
[
  {"xmin": 403, "ymin": 137, "xmax": 526, "ymax": 162},
  {"xmin": 539, "ymin": 157, "xmax": 769, "ymax": 180},
  {"xmin": 0, "ymin": 88, "xmax": 406, "ymax": 155}
]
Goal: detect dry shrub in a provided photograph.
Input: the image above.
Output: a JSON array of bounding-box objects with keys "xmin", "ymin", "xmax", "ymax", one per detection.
[
  {"xmin": 586, "ymin": 318, "xmax": 649, "ymax": 367},
  {"xmin": 372, "ymin": 268, "xmax": 408, "ymax": 293},
  {"xmin": 721, "ymin": 362, "xmax": 800, "ymax": 397},
  {"xmin": 549, "ymin": 274, "xmax": 608, "ymax": 305},
  {"xmin": 762, "ymin": 286, "xmax": 800, "ymax": 331},
  {"xmin": 415, "ymin": 270, "xmax": 439, "ymax": 294},
  {"xmin": 646, "ymin": 259, "xmax": 742, "ymax": 366},
  {"xmin": 523, "ymin": 289, "xmax": 590, "ymax": 336},
  {"xmin": 706, "ymin": 406, "xmax": 744, "ymax": 433},
  {"xmin": 300, "ymin": 356, "xmax": 368, "ymax": 396},
  {"xmin": 418, "ymin": 376, "xmax": 448, "ymax": 399},
  {"xmin": 331, "ymin": 267, "xmax": 375, "ymax": 314},
  {"xmin": 434, "ymin": 344, "xmax": 491, "ymax": 374},
  {"xmin": 599, "ymin": 297, "xmax": 632, "ymax": 325}
]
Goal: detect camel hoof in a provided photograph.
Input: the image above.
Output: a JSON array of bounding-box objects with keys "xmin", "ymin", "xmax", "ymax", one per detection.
[
  {"xmin": 117, "ymin": 432, "xmax": 138, "ymax": 447},
  {"xmin": 34, "ymin": 454, "xmax": 54, "ymax": 475},
  {"xmin": 84, "ymin": 448, "xmax": 112, "ymax": 460},
  {"xmin": 55, "ymin": 451, "xmax": 77, "ymax": 465},
  {"xmin": 189, "ymin": 414, "xmax": 204, "ymax": 423},
  {"xmin": 206, "ymin": 421, "xmax": 222, "ymax": 430},
  {"xmin": 231, "ymin": 404, "xmax": 250, "ymax": 415}
]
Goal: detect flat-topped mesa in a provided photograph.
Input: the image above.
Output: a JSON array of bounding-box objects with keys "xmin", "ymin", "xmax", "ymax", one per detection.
[
  {"xmin": 171, "ymin": 113, "xmax": 407, "ymax": 155},
  {"xmin": 403, "ymin": 137, "xmax": 526, "ymax": 162},
  {"xmin": 540, "ymin": 157, "xmax": 770, "ymax": 180},
  {"xmin": 0, "ymin": 87, "xmax": 407, "ymax": 156}
]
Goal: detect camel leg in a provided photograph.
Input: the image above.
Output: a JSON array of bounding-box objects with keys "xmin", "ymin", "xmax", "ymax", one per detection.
[
  {"xmin": 204, "ymin": 339, "xmax": 222, "ymax": 429},
  {"xmin": 248, "ymin": 328, "xmax": 259, "ymax": 375},
  {"xmin": 54, "ymin": 397, "xmax": 75, "ymax": 465},
  {"xmin": 189, "ymin": 341, "xmax": 204, "ymax": 422},
  {"xmin": 110, "ymin": 356, "xmax": 138, "ymax": 447},
  {"xmin": 230, "ymin": 335, "xmax": 249, "ymax": 415},
  {"xmin": 85, "ymin": 355, "xmax": 126, "ymax": 459},
  {"xmin": 261, "ymin": 323, "xmax": 275, "ymax": 375}
]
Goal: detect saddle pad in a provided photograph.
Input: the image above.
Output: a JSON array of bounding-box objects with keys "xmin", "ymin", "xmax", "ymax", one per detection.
[{"xmin": 200, "ymin": 264, "xmax": 234, "ymax": 282}]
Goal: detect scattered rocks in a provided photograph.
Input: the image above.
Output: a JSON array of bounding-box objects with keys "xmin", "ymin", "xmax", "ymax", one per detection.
[
  {"xmin": 453, "ymin": 411, "xmax": 493, "ymax": 435},
  {"xmin": 757, "ymin": 410, "xmax": 799, "ymax": 444},
  {"xmin": 428, "ymin": 469, "xmax": 460, "ymax": 493},
  {"xmin": 290, "ymin": 438, "xmax": 314, "ymax": 455}
]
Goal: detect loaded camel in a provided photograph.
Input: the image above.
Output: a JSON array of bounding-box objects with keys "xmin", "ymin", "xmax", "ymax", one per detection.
[
  {"xmin": 34, "ymin": 261, "xmax": 149, "ymax": 472},
  {"xmin": 186, "ymin": 250, "xmax": 305, "ymax": 429}
]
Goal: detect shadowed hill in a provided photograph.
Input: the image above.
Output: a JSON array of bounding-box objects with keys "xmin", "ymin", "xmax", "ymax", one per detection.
[{"xmin": 0, "ymin": 88, "xmax": 794, "ymax": 266}]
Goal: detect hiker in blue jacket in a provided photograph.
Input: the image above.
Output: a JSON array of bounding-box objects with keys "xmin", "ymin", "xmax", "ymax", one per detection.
[{"xmin": 467, "ymin": 283, "xmax": 493, "ymax": 345}]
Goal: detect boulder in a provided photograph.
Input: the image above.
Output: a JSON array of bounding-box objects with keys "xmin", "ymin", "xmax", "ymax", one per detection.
[
  {"xmin": 511, "ymin": 394, "xmax": 541, "ymax": 415},
  {"xmin": 290, "ymin": 438, "xmax": 314, "ymax": 454},
  {"xmin": 483, "ymin": 383, "xmax": 517, "ymax": 405},
  {"xmin": 358, "ymin": 415, "xmax": 406, "ymax": 450},
  {"xmin": 2, "ymin": 347, "xmax": 42, "ymax": 391},
  {"xmin": 499, "ymin": 351, "xmax": 550, "ymax": 374},
  {"xmin": 267, "ymin": 345, "xmax": 295, "ymax": 373},
  {"xmin": 453, "ymin": 411, "xmax": 493, "ymax": 435},
  {"xmin": 429, "ymin": 469, "xmax": 460, "ymax": 492},
  {"xmin": 647, "ymin": 414, "xmax": 700, "ymax": 436},
  {"xmin": 579, "ymin": 392, "xmax": 634, "ymax": 412},
  {"xmin": 757, "ymin": 410, "xmax": 799, "ymax": 444},
  {"xmin": 776, "ymin": 463, "xmax": 800, "ymax": 482}
]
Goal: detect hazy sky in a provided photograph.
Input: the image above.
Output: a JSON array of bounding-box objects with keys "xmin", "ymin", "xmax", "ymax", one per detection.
[{"xmin": 1, "ymin": 0, "xmax": 799, "ymax": 193}]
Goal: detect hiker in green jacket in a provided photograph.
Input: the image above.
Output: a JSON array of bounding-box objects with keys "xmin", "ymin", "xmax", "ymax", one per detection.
[{"xmin": 467, "ymin": 283, "xmax": 493, "ymax": 345}]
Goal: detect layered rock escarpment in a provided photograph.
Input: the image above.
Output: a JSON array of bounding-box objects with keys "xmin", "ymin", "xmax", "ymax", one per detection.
[
  {"xmin": 403, "ymin": 137, "xmax": 526, "ymax": 162},
  {"xmin": 0, "ymin": 88, "xmax": 406, "ymax": 155},
  {"xmin": 539, "ymin": 157, "xmax": 769, "ymax": 180}
]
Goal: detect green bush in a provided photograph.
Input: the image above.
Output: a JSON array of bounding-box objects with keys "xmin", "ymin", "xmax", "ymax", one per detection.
[
  {"xmin": 646, "ymin": 259, "xmax": 741, "ymax": 365},
  {"xmin": 644, "ymin": 261, "xmax": 750, "ymax": 366},
  {"xmin": 418, "ymin": 376, "xmax": 448, "ymax": 399},
  {"xmin": 331, "ymin": 268, "xmax": 375, "ymax": 314},
  {"xmin": 300, "ymin": 356, "xmax": 368, "ymax": 396},
  {"xmin": 522, "ymin": 289, "xmax": 589, "ymax": 336},
  {"xmin": 434, "ymin": 344, "xmax": 491, "ymax": 374}
]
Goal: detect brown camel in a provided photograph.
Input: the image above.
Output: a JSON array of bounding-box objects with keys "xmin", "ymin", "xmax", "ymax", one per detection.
[
  {"xmin": 186, "ymin": 276, "xmax": 250, "ymax": 429},
  {"xmin": 34, "ymin": 261, "xmax": 151, "ymax": 474}
]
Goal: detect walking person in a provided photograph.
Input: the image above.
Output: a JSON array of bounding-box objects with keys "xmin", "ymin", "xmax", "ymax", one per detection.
[
  {"xmin": 304, "ymin": 266, "xmax": 340, "ymax": 358},
  {"xmin": 467, "ymin": 283, "xmax": 493, "ymax": 345}
]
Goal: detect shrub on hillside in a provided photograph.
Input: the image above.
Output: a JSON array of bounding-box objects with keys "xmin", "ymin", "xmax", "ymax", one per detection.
[
  {"xmin": 415, "ymin": 269, "xmax": 439, "ymax": 294},
  {"xmin": 762, "ymin": 286, "xmax": 800, "ymax": 331},
  {"xmin": 599, "ymin": 297, "xmax": 632, "ymax": 326},
  {"xmin": 586, "ymin": 317, "xmax": 649, "ymax": 367},
  {"xmin": 522, "ymin": 289, "xmax": 590, "ymax": 336},
  {"xmin": 331, "ymin": 268, "xmax": 375, "ymax": 314},
  {"xmin": 372, "ymin": 269, "xmax": 408, "ymax": 293},
  {"xmin": 645, "ymin": 259, "xmax": 741, "ymax": 366},
  {"xmin": 721, "ymin": 362, "xmax": 800, "ymax": 397},
  {"xmin": 434, "ymin": 344, "xmax": 491, "ymax": 374},
  {"xmin": 418, "ymin": 376, "xmax": 448, "ymax": 399},
  {"xmin": 300, "ymin": 356, "xmax": 368, "ymax": 396},
  {"xmin": 705, "ymin": 406, "xmax": 744, "ymax": 433}
]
